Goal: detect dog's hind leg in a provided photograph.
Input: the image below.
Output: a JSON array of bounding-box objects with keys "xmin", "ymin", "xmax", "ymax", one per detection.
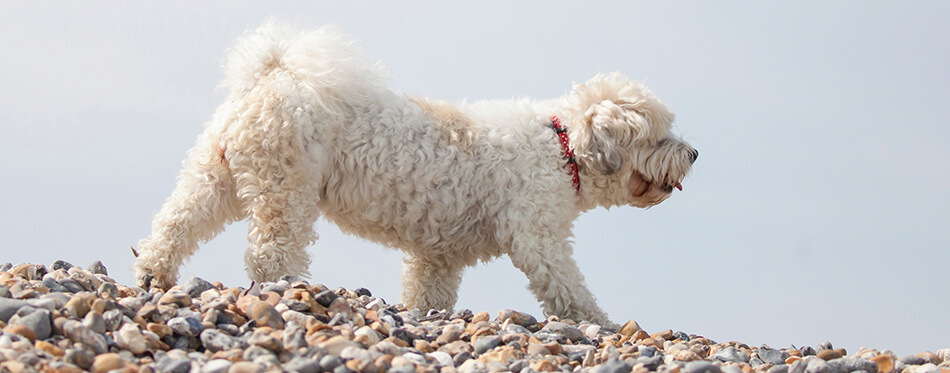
[
  {"xmin": 400, "ymin": 254, "xmax": 464, "ymax": 313},
  {"xmin": 134, "ymin": 134, "xmax": 243, "ymax": 290},
  {"xmin": 227, "ymin": 98, "xmax": 321, "ymax": 283}
]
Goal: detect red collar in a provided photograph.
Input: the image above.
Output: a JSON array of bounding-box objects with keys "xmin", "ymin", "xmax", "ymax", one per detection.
[{"xmin": 550, "ymin": 116, "xmax": 580, "ymax": 194}]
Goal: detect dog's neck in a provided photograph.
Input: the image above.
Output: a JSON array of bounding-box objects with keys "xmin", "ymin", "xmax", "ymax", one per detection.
[{"xmin": 549, "ymin": 116, "xmax": 580, "ymax": 195}]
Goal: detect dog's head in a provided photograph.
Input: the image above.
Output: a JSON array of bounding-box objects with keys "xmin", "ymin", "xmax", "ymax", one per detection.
[{"xmin": 567, "ymin": 72, "xmax": 697, "ymax": 209}]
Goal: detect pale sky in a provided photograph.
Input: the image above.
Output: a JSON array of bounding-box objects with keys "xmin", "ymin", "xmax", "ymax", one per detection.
[{"xmin": 1, "ymin": 1, "xmax": 948, "ymax": 356}]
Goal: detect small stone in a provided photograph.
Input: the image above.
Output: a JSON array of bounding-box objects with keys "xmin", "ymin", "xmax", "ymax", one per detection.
[
  {"xmin": 760, "ymin": 348, "xmax": 789, "ymax": 365},
  {"xmin": 228, "ymin": 361, "xmax": 265, "ymax": 373},
  {"xmin": 828, "ymin": 357, "xmax": 879, "ymax": 373},
  {"xmin": 64, "ymin": 348, "xmax": 96, "ymax": 370},
  {"xmin": 474, "ymin": 335, "xmax": 501, "ymax": 355},
  {"xmin": 594, "ymin": 358, "xmax": 633, "ymax": 373},
  {"xmin": 9, "ymin": 308, "xmax": 51, "ymax": 340},
  {"xmin": 314, "ymin": 290, "xmax": 339, "ymax": 307},
  {"xmin": 683, "ymin": 360, "xmax": 723, "ymax": 373},
  {"xmin": 168, "ymin": 316, "xmax": 204, "ymax": 337},
  {"xmin": 86, "ymin": 261, "xmax": 108, "ymax": 275},
  {"xmin": 3, "ymin": 324, "xmax": 37, "ymax": 342},
  {"xmin": 183, "ymin": 277, "xmax": 215, "ymax": 298},
  {"xmin": 450, "ymin": 308, "xmax": 473, "ymax": 321},
  {"xmin": 817, "ymin": 349, "xmax": 843, "ymax": 361},
  {"xmin": 542, "ymin": 321, "xmax": 585, "ymax": 342},
  {"xmin": 246, "ymin": 301, "xmax": 284, "ymax": 329},
  {"xmin": 82, "ymin": 311, "xmax": 106, "ymax": 334},
  {"xmin": 477, "ymin": 345, "xmax": 523, "ymax": 364},
  {"xmin": 806, "ymin": 357, "xmax": 836, "ymax": 373},
  {"xmin": 900, "ymin": 355, "xmax": 927, "ymax": 365},
  {"xmin": 675, "ymin": 350, "xmax": 703, "ymax": 362},
  {"xmin": 472, "ymin": 311, "xmax": 490, "ymax": 324},
  {"xmin": 155, "ymin": 357, "xmax": 192, "ymax": 373},
  {"xmin": 712, "ymin": 347, "xmax": 749, "ymax": 363},
  {"xmin": 200, "ymin": 329, "xmax": 246, "ymax": 352},
  {"xmin": 115, "ymin": 323, "xmax": 148, "ymax": 354},
  {"xmin": 91, "ymin": 353, "xmax": 124, "ymax": 373},
  {"xmin": 97, "ymin": 282, "xmax": 119, "ymax": 299},
  {"xmin": 457, "ymin": 359, "xmax": 488, "ymax": 373},
  {"xmin": 319, "ymin": 335, "xmax": 362, "ymax": 355},
  {"xmin": 202, "ymin": 359, "xmax": 232, "ymax": 373},
  {"xmin": 497, "ymin": 309, "xmax": 538, "ymax": 329},
  {"xmin": 35, "ymin": 339, "xmax": 64, "ymax": 356},
  {"xmin": 284, "ymin": 357, "xmax": 320, "ymax": 373},
  {"xmin": 532, "ymin": 359, "xmax": 559, "ymax": 372},
  {"xmin": 158, "ymin": 289, "xmax": 192, "ymax": 307}
]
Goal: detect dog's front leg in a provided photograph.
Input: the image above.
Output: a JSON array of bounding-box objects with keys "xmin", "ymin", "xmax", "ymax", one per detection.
[
  {"xmin": 400, "ymin": 254, "xmax": 464, "ymax": 313},
  {"xmin": 509, "ymin": 234, "xmax": 614, "ymax": 328}
]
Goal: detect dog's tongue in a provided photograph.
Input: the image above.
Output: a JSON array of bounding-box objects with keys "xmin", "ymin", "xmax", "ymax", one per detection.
[{"xmin": 675, "ymin": 182, "xmax": 683, "ymax": 191}]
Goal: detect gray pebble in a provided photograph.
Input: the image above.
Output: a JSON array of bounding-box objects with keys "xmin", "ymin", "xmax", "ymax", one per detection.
[
  {"xmin": 51, "ymin": 260, "xmax": 75, "ymax": 272},
  {"xmin": 800, "ymin": 346, "xmax": 816, "ymax": 356},
  {"xmin": 168, "ymin": 316, "xmax": 204, "ymax": 337},
  {"xmin": 594, "ymin": 358, "xmax": 632, "ymax": 373},
  {"xmin": 767, "ymin": 365, "xmax": 790, "ymax": 373},
  {"xmin": 58, "ymin": 277, "xmax": 87, "ymax": 293},
  {"xmin": 453, "ymin": 351, "xmax": 474, "ymax": 366},
  {"xmin": 828, "ymin": 358, "xmax": 878, "ymax": 373},
  {"xmin": 759, "ymin": 347, "xmax": 789, "ymax": 365},
  {"xmin": 805, "ymin": 357, "xmax": 836, "ymax": 373},
  {"xmin": 201, "ymin": 359, "xmax": 232, "ymax": 373},
  {"xmin": 64, "ymin": 348, "xmax": 96, "ymax": 370},
  {"xmin": 319, "ymin": 355, "xmax": 343, "ymax": 371},
  {"xmin": 87, "ymin": 260, "xmax": 108, "ymax": 275},
  {"xmin": 10, "ymin": 308, "xmax": 52, "ymax": 340},
  {"xmin": 0, "ymin": 263, "xmax": 11, "ymax": 271},
  {"xmin": 156, "ymin": 357, "xmax": 192, "ymax": 373},
  {"xmin": 315, "ymin": 290, "xmax": 339, "ymax": 307},
  {"xmin": 541, "ymin": 321, "xmax": 585, "ymax": 342},
  {"xmin": 284, "ymin": 357, "xmax": 320, "ymax": 373},
  {"xmin": 474, "ymin": 335, "xmax": 501, "ymax": 355},
  {"xmin": 900, "ymin": 355, "xmax": 927, "ymax": 365},
  {"xmin": 712, "ymin": 346, "xmax": 748, "ymax": 363},
  {"xmin": 684, "ymin": 361, "xmax": 723, "ymax": 373},
  {"xmin": 243, "ymin": 345, "xmax": 277, "ymax": 361},
  {"xmin": 200, "ymin": 329, "xmax": 246, "ymax": 352},
  {"xmin": 42, "ymin": 277, "xmax": 69, "ymax": 293},
  {"xmin": 97, "ymin": 282, "xmax": 120, "ymax": 299},
  {"xmin": 182, "ymin": 277, "xmax": 215, "ymax": 298},
  {"xmin": 82, "ymin": 311, "xmax": 106, "ymax": 334}
]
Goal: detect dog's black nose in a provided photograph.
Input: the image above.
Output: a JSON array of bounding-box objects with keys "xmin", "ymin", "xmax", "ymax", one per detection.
[{"xmin": 689, "ymin": 149, "xmax": 699, "ymax": 163}]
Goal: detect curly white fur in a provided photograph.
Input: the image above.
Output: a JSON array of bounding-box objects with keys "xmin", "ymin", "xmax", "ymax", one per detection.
[{"xmin": 134, "ymin": 23, "xmax": 697, "ymax": 327}]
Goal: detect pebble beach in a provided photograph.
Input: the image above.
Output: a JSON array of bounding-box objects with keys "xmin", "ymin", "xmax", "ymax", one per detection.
[{"xmin": 0, "ymin": 261, "xmax": 947, "ymax": 373}]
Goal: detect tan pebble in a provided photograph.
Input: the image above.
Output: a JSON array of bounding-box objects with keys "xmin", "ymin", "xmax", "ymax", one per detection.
[
  {"xmin": 653, "ymin": 329, "xmax": 673, "ymax": 340},
  {"xmin": 872, "ymin": 355, "xmax": 895, "ymax": 373},
  {"xmin": 528, "ymin": 343, "xmax": 551, "ymax": 356},
  {"xmin": 544, "ymin": 341, "xmax": 563, "ymax": 355},
  {"xmin": 786, "ymin": 356, "xmax": 802, "ymax": 364},
  {"xmin": 370, "ymin": 321, "xmax": 391, "ymax": 337},
  {"xmin": 916, "ymin": 351, "xmax": 942, "ymax": 365},
  {"xmin": 374, "ymin": 355, "xmax": 393, "ymax": 371},
  {"xmin": 4, "ymin": 324, "xmax": 36, "ymax": 343},
  {"xmin": 787, "ymin": 349, "xmax": 801, "ymax": 357},
  {"xmin": 818, "ymin": 349, "xmax": 843, "ymax": 361},
  {"xmin": 91, "ymin": 353, "xmax": 125, "ymax": 373},
  {"xmin": 533, "ymin": 360, "xmax": 558, "ymax": 372},
  {"xmin": 675, "ymin": 350, "xmax": 702, "ymax": 362},
  {"xmin": 639, "ymin": 337, "xmax": 657, "ymax": 347},
  {"xmin": 384, "ymin": 336, "xmax": 409, "ymax": 348},
  {"xmin": 477, "ymin": 345, "xmax": 523, "ymax": 364},
  {"xmin": 632, "ymin": 330, "xmax": 650, "ymax": 341},
  {"xmin": 345, "ymin": 359, "xmax": 362, "ymax": 371},
  {"xmin": 619, "ymin": 320, "xmax": 642, "ymax": 337},
  {"xmin": 472, "ymin": 311, "xmax": 490, "ymax": 324},
  {"xmin": 246, "ymin": 301, "xmax": 285, "ymax": 329},
  {"xmin": 212, "ymin": 349, "xmax": 245, "ymax": 362},
  {"xmin": 158, "ymin": 289, "xmax": 191, "ymax": 307},
  {"xmin": 91, "ymin": 298, "xmax": 107, "ymax": 314},
  {"xmin": 147, "ymin": 322, "xmax": 172, "ymax": 338},
  {"xmin": 228, "ymin": 361, "xmax": 265, "ymax": 373},
  {"xmin": 35, "ymin": 340, "xmax": 65, "ymax": 357},
  {"xmin": 318, "ymin": 335, "xmax": 361, "ymax": 355},
  {"xmin": 415, "ymin": 340, "xmax": 434, "ymax": 353},
  {"xmin": 261, "ymin": 291, "xmax": 281, "ymax": 306},
  {"xmin": 0, "ymin": 361, "xmax": 28, "ymax": 372}
]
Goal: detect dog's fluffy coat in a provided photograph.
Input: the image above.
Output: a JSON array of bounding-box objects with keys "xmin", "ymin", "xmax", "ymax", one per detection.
[{"xmin": 134, "ymin": 23, "xmax": 697, "ymax": 326}]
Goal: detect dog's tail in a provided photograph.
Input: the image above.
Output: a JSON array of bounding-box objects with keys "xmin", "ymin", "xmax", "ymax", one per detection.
[{"xmin": 222, "ymin": 21, "xmax": 388, "ymax": 118}]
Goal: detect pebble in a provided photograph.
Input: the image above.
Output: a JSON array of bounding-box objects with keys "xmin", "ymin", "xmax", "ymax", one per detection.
[{"xmin": 0, "ymin": 261, "xmax": 946, "ymax": 372}]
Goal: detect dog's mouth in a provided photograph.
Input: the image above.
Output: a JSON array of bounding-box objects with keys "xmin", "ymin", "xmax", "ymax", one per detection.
[{"xmin": 631, "ymin": 172, "xmax": 683, "ymax": 197}]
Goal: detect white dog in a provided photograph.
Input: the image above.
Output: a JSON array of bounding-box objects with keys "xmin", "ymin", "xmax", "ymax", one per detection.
[{"xmin": 134, "ymin": 23, "xmax": 697, "ymax": 326}]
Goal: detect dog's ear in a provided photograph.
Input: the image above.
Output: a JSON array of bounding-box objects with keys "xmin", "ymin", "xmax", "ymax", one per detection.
[
  {"xmin": 568, "ymin": 73, "xmax": 675, "ymax": 175},
  {"xmin": 571, "ymin": 99, "xmax": 632, "ymax": 174}
]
